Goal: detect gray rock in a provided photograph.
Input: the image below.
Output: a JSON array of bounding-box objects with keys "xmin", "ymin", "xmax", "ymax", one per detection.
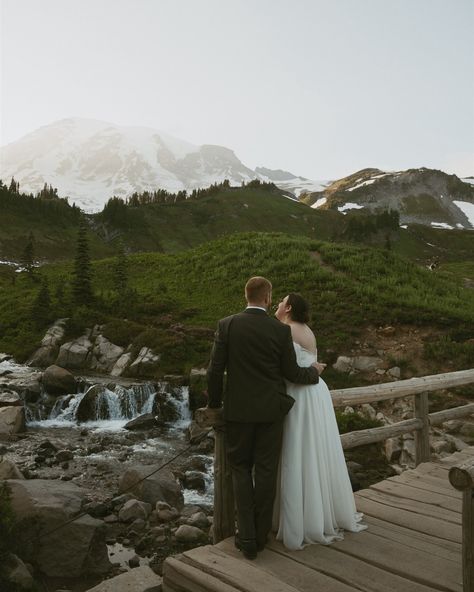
[
  {"xmin": 118, "ymin": 499, "xmax": 152, "ymax": 523},
  {"xmin": 118, "ymin": 466, "xmax": 183, "ymax": 510},
  {"xmin": 124, "ymin": 413, "xmax": 158, "ymax": 431},
  {"xmin": 0, "ymin": 405, "xmax": 25, "ymax": 435},
  {"xmin": 186, "ymin": 511, "xmax": 209, "ymax": 529},
  {"xmin": 84, "ymin": 566, "xmax": 162, "ymax": 592},
  {"xmin": 442, "ymin": 419, "xmax": 464, "ymax": 433},
  {"xmin": 7, "ymin": 479, "xmax": 111, "ymax": 578},
  {"xmin": 91, "ymin": 336, "xmax": 124, "ymax": 373},
  {"xmin": 27, "ymin": 318, "xmax": 68, "ymax": 367},
  {"xmin": 0, "ymin": 390, "xmax": 22, "ymax": 407},
  {"xmin": 127, "ymin": 347, "xmax": 160, "ymax": 377},
  {"xmin": 56, "ymin": 336, "xmax": 93, "ymax": 370},
  {"xmin": 4, "ymin": 553, "xmax": 34, "ymax": 590},
  {"xmin": 387, "ymin": 366, "xmax": 401, "ymax": 379},
  {"xmin": 333, "ymin": 356, "xmax": 352, "ymax": 373},
  {"xmin": 186, "ymin": 421, "xmax": 209, "ymax": 444},
  {"xmin": 384, "ymin": 437, "xmax": 402, "ymax": 462},
  {"xmin": 175, "ymin": 524, "xmax": 207, "ymax": 544},
  {"xmin": 42, "ymin": 365, "xmax": 76, "ymax": 396},
  {"xmin": 55, "ymin": 449, "xmax": 74, "ymax": 463},
  {"xmin": 352, "ymin": 356, "xmax": 384, "ymax": 372},
  {"xmin": 0, "ymin": 457, "xmax": 24, "ymax": 479},
  {"xmin": 110, "ymin": 353, "xmax": 133, "ymax": 377},
  {"xmin": 359, "ymin": 403, "xmax": 377, "ymax": 421},
  {"xmin": 183, "ymin": 471, "xmax": 207, "ymax": 492}
]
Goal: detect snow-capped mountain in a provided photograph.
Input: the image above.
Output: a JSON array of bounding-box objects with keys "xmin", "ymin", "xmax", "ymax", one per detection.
[
  {"xmin": 302, "ymin": 167, "xmax": 474, "ymax": 229},
  {"xmin": 0, "ymin": 118, "xmax": 313, "ymax": 211}
]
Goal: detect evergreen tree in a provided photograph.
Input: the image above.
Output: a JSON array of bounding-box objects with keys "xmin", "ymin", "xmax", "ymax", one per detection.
[
  {"xmin": 30, "ymin": 279, "xmax": 52, "ymax": 328},
  {"xmin": 113, "ymin": 240, "xmax": 128, "ymax": 295},
  {"xmin": 72, "ymin": 218, "xmax": 93, "ymax": 305},
  {"xmin": 20, "ymin": 232, "xmax": 35, "ymax": 276}
]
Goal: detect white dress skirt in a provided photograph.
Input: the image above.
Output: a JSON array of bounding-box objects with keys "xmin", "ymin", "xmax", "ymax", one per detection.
[{"xmin": 273, "ymin": 342, "xmax": 367, "ymax": 550}]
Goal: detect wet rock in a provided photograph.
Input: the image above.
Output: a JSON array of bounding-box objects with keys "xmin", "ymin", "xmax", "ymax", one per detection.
[
  {"xmin": 0, "ymin": 405, "xmax": 25, "ymax": 435},
  {"xmin": 128, "ymin": 555, "xmax": 141, "ymax": 568},
  {"xmin": 186, "ymin": 421, "xmax": 209, "ymax": 444},
  {"xmin": 118, "ymin": 466, "xmax": 183, "ymax": 510},
  {"xmin": 124, "ymin": 413, "xmax": 158, "ymax": 431},
  {"xmin": 56, "ymin": 449, "xmax": 74, "ymax": 463},
  {"xmin": 7, "ymin": 479, "xmax": 111, "ymax": 578},
  {"xmin": 118, "ymin": 499, "xmax": 152, "ymax": 523},
  {"xmin": 0, "ymin": 390, "xmax": 22, "ymax": 407},
  {"xmin": 17, "ymin": 376, "xmax": 42, "ymax": 403},
  {"xmin": 175, "ymin": 524, "xmax": 208, "ymax": 544},
  {"xmin": 84, "ymin": 566, "xmax": 162, "ymax": 592},
  {"xmin": 183, "ymin": 471, "xmax": 207, "ymax": 492},
  {"xmin": 42, "ymin": 365, "xmax": 76, "ymax": 396},
  {"xmin": 76, "ymin": 385, "xmax": 107, "ymax": 423}
]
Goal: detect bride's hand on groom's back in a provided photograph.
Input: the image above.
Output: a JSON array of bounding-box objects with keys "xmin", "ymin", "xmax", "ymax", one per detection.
[{"xmin": 313, "ymin": 362, "xmax": 326, "ymax": 375}]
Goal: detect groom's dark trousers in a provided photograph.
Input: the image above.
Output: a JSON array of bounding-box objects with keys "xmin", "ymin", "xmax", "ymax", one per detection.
[{"xmin": 207, "ymin": 308, "xmax": 319, "ymax": 547}]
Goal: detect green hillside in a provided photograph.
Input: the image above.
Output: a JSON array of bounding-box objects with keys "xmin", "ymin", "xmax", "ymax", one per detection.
[{"xmin": 1, "ymin": 233, "xmax": 473, "ymax": 376}]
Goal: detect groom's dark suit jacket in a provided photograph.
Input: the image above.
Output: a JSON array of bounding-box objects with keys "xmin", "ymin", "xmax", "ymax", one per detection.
[{"xmin": 207, "ymin": 308, "xmax": 319, "ymax": 422}]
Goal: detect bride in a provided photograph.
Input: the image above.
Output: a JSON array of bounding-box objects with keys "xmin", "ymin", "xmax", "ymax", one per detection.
[{"xmin": 272, "ymin": 293, "xmax": 367, "ymax": 550}]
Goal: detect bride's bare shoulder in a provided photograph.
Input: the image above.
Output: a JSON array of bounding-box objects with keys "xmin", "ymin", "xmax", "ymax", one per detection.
[{"xmin": 290, "ymin": 323, "xmax": 317, "ymax": 353}]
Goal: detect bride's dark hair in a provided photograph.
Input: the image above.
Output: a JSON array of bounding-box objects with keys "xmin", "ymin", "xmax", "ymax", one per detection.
[{"xmin": 287, "ymin": 293, "xmax": 310, "ymax": 323}]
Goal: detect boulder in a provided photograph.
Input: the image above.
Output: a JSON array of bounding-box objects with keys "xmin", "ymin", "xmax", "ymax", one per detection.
[
  {"xmin": 56, "ymin": 336, "xmax": 93, "ymax": 370},
  {"xmin": 42, "ymin": 365, "xmax": 76, "ymax": 396},
  {"xmin": 76, "ymin": 385, "xmax": 106, "ymax": 422},
  {"xmin": 118, "ymin": 466, "xmax": 183, "ymax": 510},
  {"xmin": 183, "ymin": 471, "xmax": 207, "ymax": 492},
  {"xmin": 186, "ymin": 421, "xmax": 209, "ymax": 444},
  {"xmin": 0, "ymin": 457, "xmax": 24, "ymax": 479},
  {"xmin": 84, "ymin": 566, "xmax": 163, "ymax": 592},
  {"xmin": 90, "ymin": 336, "xmax": 124, "ymax": 373},
  {"xmin": 7, "ymin": 479, "xmax": 111, "ymax": 578},
  {"xmin": 124, "ymin": 413, "xmax": 158, "ymax": 431},
  {"xmin": 3, "ymin": 554, "xmax": 35, "ymax": 590},
  {"xmin": 0, "ymin": 406, "xmax": 25, "ymax": 435},
  {"xmin": 186, "ymin": 511, "xmax": 209, "ymax": 529},
  {"xmin": 110, "ymin": 353, "xmax": 133, "ymax": 377},
  {"xmin": 16, "ymin": 375, "xmax": 42, "ymax": 403},
  {"xmin": 387, "ymin": 366, "xmax": 401, "ymax": 379},
  {"xmin": 127, "ymin": 347, "xmax": 160, "ymax": 377},
  {"xmin": 384, "ymin": 437, "xmax": 402, "ymax": 463},
  {"xmin": 175, "ymin": 524, "xmax": 208, "ymax": 544},
  {"xmin": 352, "ymin": 356, "xmax": 384, "ymax": 372},
  {"xmin": 188, "ymin": 368, "xmax": 208, "ymax": 410},
  {"xmin": 27, "ymin": 319, "xmax": 68, "ymax": 367},
  {"xmin": 333, "ymin": 356, "xmax": 352, "ymax": 373},
  {"xmin": 118, "ymin": 499, "xmax": 152, "ymax": 523},
  {"xmin": 0, "ymin": 390, "xmax": 22, "ymax": 407}
]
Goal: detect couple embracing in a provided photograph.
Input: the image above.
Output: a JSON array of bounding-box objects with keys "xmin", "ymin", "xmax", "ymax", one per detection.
[{"xmin": 207, "ymin": 276, "xmax": 366, "ymax": 559}]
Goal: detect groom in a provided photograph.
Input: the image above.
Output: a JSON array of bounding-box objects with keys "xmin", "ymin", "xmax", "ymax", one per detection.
[{"xmin": 207, "ymin": 276, "xmax": 323, "ymax": 559}]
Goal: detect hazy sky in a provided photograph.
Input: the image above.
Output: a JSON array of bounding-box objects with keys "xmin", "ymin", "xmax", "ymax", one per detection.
[{"xmin": 1, "ymin": 0, "xmax": 473, "ymax": 179}]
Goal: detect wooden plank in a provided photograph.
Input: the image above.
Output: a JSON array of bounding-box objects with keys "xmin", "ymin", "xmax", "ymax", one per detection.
[
  {"xmin": 389, "ymin": 472, "xmax": 461, "ymax": 499},
  {"xmin": 217, "ymin": 539, "xmax": 360, "ymax": 592},
  {"xmin": 181, "ymin": 545, "xmax": 301, "ymax": 592},
  {"xmin": 368, "ymin": 480, "xmax": 461, "ymax": 513},
  {"xmin": 363, "ymin": 515, "xmax": 461, "ymax": 562},
  {"xmin": 163, "ymin": 555, "xmax": 240, "ymax": 592},
  {"xmin": 255, "ymin": 537, "xmax": 444, "ymax": 592},
  {"xmin": 356, "ymin": 489, "xmax": 461, "ymax": 525},
  {"xmin": 322, "ymin": 529, "xmax": 462, "ymax": 592},
  {"xmin": 415, "ymin": 463, "xmax": 452, "ymax": 480},
  {"xmin": 354, "ymin": 495, "xmax": 461, "ymax": 543}
]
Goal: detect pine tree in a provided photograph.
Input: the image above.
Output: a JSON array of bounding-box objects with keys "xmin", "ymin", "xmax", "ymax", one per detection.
[
  {"xmin": 20, "ymin": 232, "xmax": 35, "ymax": 276},
  {"xmin": 72, "ymin": 218, "xmax": 93, "ymax": 305},
  {"xmin": 30, "ymin": 279, "xmax": 52, "ymax": 328},
  {"xmin": 113, "ymin": 240, "xmax": 128, "ymax": 296}
]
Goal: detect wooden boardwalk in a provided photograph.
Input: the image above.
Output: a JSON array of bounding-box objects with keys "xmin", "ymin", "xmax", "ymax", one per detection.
[{"xmin": 163, "ymin": 447, "xmax": 474, "ymax": 592}]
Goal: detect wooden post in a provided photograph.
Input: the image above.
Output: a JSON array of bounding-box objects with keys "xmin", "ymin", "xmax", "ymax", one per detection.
[
  {"xmin": 449, "ymin": 459, "xmax": 474, "ymax": 592},
  {"xmin": 195, "ymin": 407, "xmax": 235, "ymax": 544},
  {"xmin": 414, "ymin": 392, "xmax": 430, "ymax": 465}
]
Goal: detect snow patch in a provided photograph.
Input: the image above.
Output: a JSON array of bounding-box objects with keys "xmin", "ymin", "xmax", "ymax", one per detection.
[
  {"xmin": 338, "ymin": 202, "xmax": 365, "ymax": 213},
  {"xmin": 347, "ymin": 178, "xmax": 376, "ymax": 191},
  {"xmin": 311, "ymin": 197, "xmax": 327, "ymax": 209},
  {"xmin": 453, "ymin": 200, "xmax": 474, "ymax": 227},
  {"xmin": 430, "ymin": 222, "xmax": 454, "ymax": 230}
]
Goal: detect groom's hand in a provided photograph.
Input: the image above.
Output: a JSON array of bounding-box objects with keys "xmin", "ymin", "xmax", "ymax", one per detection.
[{"xmin": 312, "ymin": 362, "xmax": 326, "ymax": 375}]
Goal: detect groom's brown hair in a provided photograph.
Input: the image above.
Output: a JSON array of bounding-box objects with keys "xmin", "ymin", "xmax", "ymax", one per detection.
[{"xmin": 245, "ymin": 276, "xmax": 272, "ymax": 304}]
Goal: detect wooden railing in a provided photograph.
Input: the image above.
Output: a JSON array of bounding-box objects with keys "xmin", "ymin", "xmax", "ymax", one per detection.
[
  {"xmin": 196, "ymin": 368, "xmax": 474, "ymax": 544},
  {"xmin": 449, "ymin": 458, "xmax": 474, "ymax": 591}
]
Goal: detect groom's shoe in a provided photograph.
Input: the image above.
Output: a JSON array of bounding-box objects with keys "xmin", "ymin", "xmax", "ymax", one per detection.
[{"xmin": 234, "ymin": 535, "xmax": 257, "ymax": 560}]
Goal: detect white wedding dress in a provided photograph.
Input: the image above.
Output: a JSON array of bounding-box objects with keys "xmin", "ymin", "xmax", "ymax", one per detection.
[{"xmin": 273, "ymin": 342, "xmax": 367, "ymax": 550}]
